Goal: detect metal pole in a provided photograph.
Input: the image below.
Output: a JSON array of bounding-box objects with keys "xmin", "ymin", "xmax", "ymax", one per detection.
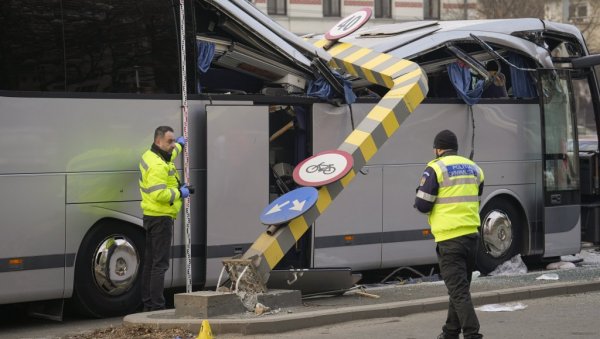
[
  {"xmin": 178, "ymin": 0, "xmax": 192, "ymax": 294},
  {"xmin": 464, "ymin": 0, "xmax": 468, "ymax": 20}
]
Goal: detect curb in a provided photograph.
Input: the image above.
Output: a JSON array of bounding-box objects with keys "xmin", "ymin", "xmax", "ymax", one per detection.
[{"xmin": 123, "ymin": 279, "xmax": 600, "ymax": 335}]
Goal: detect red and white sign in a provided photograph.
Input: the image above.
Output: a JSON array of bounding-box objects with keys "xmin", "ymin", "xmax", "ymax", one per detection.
[
  {"xmin": 325, "ymin": 8, "xmax": 372, "ymax": 41},
  {"xmin": 293, "ymin": 150, "xmax": 354, "ymax": 187}
]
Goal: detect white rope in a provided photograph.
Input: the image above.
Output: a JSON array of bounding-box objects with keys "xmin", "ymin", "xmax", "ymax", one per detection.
[
  {"xmin": 216, "ymin": 266, "xmax": 226, "ymax": 291},
  {"xmin": 178, "ymin": 0, "xmax": 192, "ymax": 294},
  {"xmin": 235, "ymin": 266, "xmax": 250, "ymax": 295}
]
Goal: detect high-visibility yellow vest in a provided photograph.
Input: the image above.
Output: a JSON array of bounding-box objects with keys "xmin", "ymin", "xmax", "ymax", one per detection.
[
  {"xmin": 427, "ymin": 155, "xmax": 484, "ymax": 242},
  {"xmin": 139, "ymin": 144, "xmax": 182, "ymax": 218}
]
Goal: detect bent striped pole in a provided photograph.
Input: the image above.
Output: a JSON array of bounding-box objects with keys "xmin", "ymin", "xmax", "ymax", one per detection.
[{"xmin": 223, "ymin": 40, "xmax": 429, "ymax": 292}]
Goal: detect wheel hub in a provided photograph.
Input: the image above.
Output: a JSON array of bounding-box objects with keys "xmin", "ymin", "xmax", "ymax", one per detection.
[
  {"xmin": 481, "ymin": 210, "xmax": 513, "ymax": 258},
  {"xmin": 93, "ymin": 236, "xmax": 140, "ymax": 296}
]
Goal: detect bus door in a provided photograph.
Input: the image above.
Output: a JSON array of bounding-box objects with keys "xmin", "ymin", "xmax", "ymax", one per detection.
[
  {"xmin": 205, "ymin": 104, "xmax": 269, "ymax": 285},
  {"xmin": 539, "ymin": 69, "xmax": 581, "ymax": 256}
]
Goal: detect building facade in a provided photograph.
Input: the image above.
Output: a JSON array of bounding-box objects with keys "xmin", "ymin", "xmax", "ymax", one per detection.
[
  {"xmin": 545, "ymin": 0, "xmax": 600, "ymax": 53},
  {"xmin": 252, "ymin": 0, "xmax": 478, "ymax": 35}
]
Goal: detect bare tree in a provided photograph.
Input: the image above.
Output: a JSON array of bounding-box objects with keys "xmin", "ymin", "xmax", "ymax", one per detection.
[
  {"xmin": 476, "ymin": 0, "xmax": 545, "ymax": 19},
  {"xmin": 569, "ymin": 0, "xmax": 600, "ymax": 53}
]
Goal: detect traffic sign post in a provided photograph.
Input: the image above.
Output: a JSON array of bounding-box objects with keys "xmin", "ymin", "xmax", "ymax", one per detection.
[{"xmin": 293, "ymin": 150, "xmax": 354, "ymax": 187}]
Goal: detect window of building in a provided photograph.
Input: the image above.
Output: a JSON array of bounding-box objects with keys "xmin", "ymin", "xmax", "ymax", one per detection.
[
  {"xmin": 267, "ymin": 0, "xmax": 287, "ymax": 15},
  {"xmin": 323, "ymin": 0, "xmax": 341, "ymax": 17},
  {"xmin": 0, "ymin": 0, "xmax": 65, "ymax": 91},
  {"xmin": 62, "ymin": 0, "xmax": 179, "ymax": 93},
  {"xmin": 374, "ymin": 0, "xmax": 392, "ymax": 18},
  {"xmin": 569, "ymin": 3, "xmax": 589, "ymax": 21},
  {"xmin": 424, "ymin": 0, "xmax": 440, "ymax": 20}
]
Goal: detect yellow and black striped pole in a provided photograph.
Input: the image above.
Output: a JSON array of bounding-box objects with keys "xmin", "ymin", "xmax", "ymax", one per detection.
[{"xmin": 222, "ymin": 39, "xmax": 428, "ymax": 292}]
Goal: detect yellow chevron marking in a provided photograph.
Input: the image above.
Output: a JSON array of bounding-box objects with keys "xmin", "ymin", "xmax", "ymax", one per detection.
[
  {"xmin": 346, "ymin": 130, "xmax": 377, "ymax": 162},
  {"xmin": 387, "ymin": 81, "xmax": 426, "ymax": 112},
  {"xmin": 340, "ymin": 169, "xmax": 356, "ymax": 187},
  {"xmin": 362, "ymin": 53, "xmax": 393, "ymax": 72},
  {"xmin": 381, "ymin": 59, "xmax": 413, "ymax": 78},
  {"xmin": 360, "ymin": 53, "xmax": 393, "ymax": 86},
  {"xmin": 288, "ymin": 217, "xmax": 309, "ymax": 241},
  {"xmin": 362, "ymin": 68, "xmax": 378, "ymax": 84},
  {"xmin": 392, "ymin": 69, "xmax": 424, "ymax": 87},
  {"xmin": 367, "ymin": 106, "xmax": 400, "ymax": 137},
  {"xmin": 342, "ymin": 61, "xmax": 359, "ymax": 78},
  {"xmin": 327, "ymin": 42, "xmax": 353, "ymax": 57},
  {"xmin": 316, "ymin": 187, "xmax": 332, "ymax": 213},
  {"xmin": 403, "ymin": 84, "xmax": 426, "ymax": 112},
  {"xmin": 343, "ymin": 48, "xmax": 371, "ymax": 64},
  {"xmin": 251, "ymin": 233, "xmax": 276, "ymax": 252},
  {"xmin": 313, "ymin": 39, "xmax": 329, "ymax": 48},
  {"xmin": 263, "ymin": 240, "xmax": 284, "ymax": 269}
]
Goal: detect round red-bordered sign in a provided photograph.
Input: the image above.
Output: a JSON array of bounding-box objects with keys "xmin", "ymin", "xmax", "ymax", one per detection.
[
  {"xmin": 325, "ymin": 8, "xmax": 372, "ymax": 41},
  {"xmin": 293, "ymin": 150, "xmax": 354, "ymax": 187}
]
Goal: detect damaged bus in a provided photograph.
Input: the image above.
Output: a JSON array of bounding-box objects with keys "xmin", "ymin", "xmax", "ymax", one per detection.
[{"xmin": 1, "ymin": 0, "xmax": 600, "ymax": 317}]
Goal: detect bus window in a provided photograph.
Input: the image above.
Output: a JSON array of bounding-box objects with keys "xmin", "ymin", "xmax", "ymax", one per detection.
[
  {"xmin": 541, "ymin": 70, "xmax": 579, "ymax": 192},
  {"xmin": 573, "ymin": 77, "xmax": 596, "ymax": 144},
  {"xmin": 62, "ymin": 0, "xmax": 179, "ymax": 94},
  {"xmin": 0, "ymin": 0, "xmax": 65, "ymax": 92}
]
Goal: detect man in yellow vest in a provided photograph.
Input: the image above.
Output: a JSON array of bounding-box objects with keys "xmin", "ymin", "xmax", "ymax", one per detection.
[
  {"xmin": 139, "ymin": 126, "xmax": 189, "ymax": 311},
  {"xmin": 414, "ymin": 130, "xmax": 484, "ymax": 339}
]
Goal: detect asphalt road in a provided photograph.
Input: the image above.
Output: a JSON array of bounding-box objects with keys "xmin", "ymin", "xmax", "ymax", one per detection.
[
  {"xmin": 0, "ymin": 307, "xmax": 121, "ymax": 339},
  {"xmin": 219, "ymin": 291, "xmax": 600, "ymax": 339}
]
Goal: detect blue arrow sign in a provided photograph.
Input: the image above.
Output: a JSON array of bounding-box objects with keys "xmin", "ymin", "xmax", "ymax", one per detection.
[{"xmin": 260, "ymin": 187, "xmax": 319, "ymax": 225}]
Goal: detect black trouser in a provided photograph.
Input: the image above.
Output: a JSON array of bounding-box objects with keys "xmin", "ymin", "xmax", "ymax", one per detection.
[
  {"xmin": 436, "ymin": 233, "xmax": 483, "ymax": 339},
  {"xmin": 141, "ymin": 215, "xmax": 173, "ymax": 311}
]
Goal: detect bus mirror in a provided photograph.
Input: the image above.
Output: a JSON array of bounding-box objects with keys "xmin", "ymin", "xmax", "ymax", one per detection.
[{"xmin": 572, "ymin": 54, "xmax": 600, "ymax": 69}]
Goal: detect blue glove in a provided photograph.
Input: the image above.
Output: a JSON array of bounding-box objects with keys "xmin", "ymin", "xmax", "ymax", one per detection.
[
  {"xmin": 180, "ymin": 185, "xmax": 190, "ymax": 199},
  {"xmin": 176, "ymin": 136, "xmax": 186, "ymax": 146}
]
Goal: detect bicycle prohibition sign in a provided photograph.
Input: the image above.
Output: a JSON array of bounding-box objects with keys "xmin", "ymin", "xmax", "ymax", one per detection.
[
  {"xmin": 293, "ymin": 150, "xmax": 354, "ymax": 187},
  {"xmin": 305, "ymin": 162, "xmax": 337, "ymax": 175}
]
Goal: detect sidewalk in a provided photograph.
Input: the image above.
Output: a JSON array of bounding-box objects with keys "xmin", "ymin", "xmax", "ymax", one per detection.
[{"xmin": 123, "ymin": 266, "xmax": 600, "ymax": 335}]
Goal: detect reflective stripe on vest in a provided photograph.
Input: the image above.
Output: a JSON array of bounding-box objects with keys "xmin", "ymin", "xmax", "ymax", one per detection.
[{"xmin": 416, "ymin": 190, "xmax": 436, "ymax": 202}]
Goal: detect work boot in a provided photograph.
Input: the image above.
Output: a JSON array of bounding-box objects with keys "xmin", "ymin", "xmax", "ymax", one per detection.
[{"xmin": 437, "ymin": 333, "xmax": 459, "ymax": 339}]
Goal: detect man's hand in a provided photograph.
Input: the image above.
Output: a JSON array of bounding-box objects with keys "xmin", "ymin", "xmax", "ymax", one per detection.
[
  {"xmin": 180, "ymin": 184, "xmax": 190, "ymax": 198},
  {"xmin": 176, "ymin": 136, "xmax": 186, "ymax": 146}
]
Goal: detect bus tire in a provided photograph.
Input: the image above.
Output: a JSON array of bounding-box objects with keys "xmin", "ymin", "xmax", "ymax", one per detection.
[
  {"xmin": 476, "ymin": 199, "xmax": 522, "ymax": 275},
  {"xmin": 72, "ymin": 221, "xmax": 145, "ymax": 317}
]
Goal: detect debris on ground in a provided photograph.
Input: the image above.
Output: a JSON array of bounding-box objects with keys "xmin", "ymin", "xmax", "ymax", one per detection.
[
  {"xmin": 546, "ymin": 261, "xmax": 576, "ymax": 270},
  {"xmin": 489, "ymin": 254, "xmax": 527, "ymax": 276},
  {"xmin": 476, "ymin": 302, "xmax": 528, "ymax": 312},
  {"xmin": 62, "ymin": 325, "xmax": 196, "ymax": 339},
  {"xmin": 254, "ymin": 302, "xmax": 271, "ymax": 315},
  {"xmin": 536, "ymin": 273, "xmax": 560, "ymax": 280}
]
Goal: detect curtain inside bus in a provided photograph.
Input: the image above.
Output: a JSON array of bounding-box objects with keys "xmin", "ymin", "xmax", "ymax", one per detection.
[
  {"xmin": 447, "ymin": 62, "xmax": 485, "ymax": 105},
  {"xmin": 507, "ymin": 53, "xmax": 538, "ymax": 98}
]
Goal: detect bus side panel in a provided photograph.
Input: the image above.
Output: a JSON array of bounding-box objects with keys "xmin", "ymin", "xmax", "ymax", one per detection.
[
  {"xmin": 312, "ymin": 104, "xmax": 383, "ymax": 270},
  {"xmin": 544, "ymin": 206, "xmax": 581, "ymax": 257},
  {"xmin": 204, "ymin": 105, "xmax": 268, "ymax": 286},
  {"xmin": 382, "ymin": 166, "xmax": 437, "ymax": 267},
  {"xmin": 313, "ymin": 167, "xmax": 383, "ymax": 270},
  {"xmin": 0, "ymin": 175, "xmax": 65, "ymax": 303}
]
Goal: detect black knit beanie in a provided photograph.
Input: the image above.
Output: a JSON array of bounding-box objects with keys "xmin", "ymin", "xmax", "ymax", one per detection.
[{"xmin": 433, "ymin": 130, "xmax": 458, "ymax": 150}]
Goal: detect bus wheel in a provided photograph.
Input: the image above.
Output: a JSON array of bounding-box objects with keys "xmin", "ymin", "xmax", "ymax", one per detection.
[
  {"xmin": 476, "ymin": 200, "xmax": 522, "ymax": 274},
  {"xmin": 72, "ymin": 222, "xmax": 144, "ymax": 317}
]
